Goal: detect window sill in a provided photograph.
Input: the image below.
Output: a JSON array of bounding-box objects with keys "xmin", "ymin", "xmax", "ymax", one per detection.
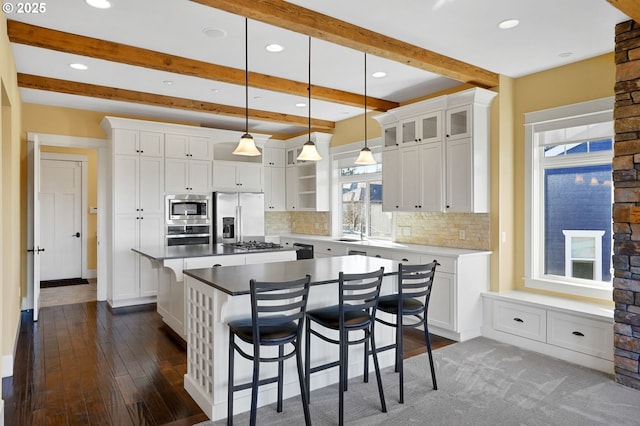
[{"xmin": 524, "ymin": 277, "xmax": 612, "ymax": 301}]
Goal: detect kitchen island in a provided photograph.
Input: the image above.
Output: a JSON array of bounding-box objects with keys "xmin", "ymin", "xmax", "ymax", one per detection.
[
  {"xmin": 134, "ymin": 243, "xmax": 297, "ymax": 339},
  {"xmin": 183, "ymin": 255, "xmax": 399, "ymax": 421}
]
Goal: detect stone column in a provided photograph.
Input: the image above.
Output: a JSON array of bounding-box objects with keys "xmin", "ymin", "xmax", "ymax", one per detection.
[{"xmin": 613, "ymin": 19, "xmax": 640, "ymax": 390}]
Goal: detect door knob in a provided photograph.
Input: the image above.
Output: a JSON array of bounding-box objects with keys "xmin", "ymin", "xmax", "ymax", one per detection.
[{"xmin": 73, "ymin": 232, "xmax": 81, "ymax": 238}]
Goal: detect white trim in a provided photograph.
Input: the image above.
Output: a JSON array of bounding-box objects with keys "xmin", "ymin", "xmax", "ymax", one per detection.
[
  {"xmin": 26, "ymin": 133, "xmax": 109, "ymax": 302},
  {"xmin": 1, "ymin": 355, "xmax": 12, "ymax": 378},
  {"xmin": 0, "ymin": 399, "xmax": 4, "ymax": 426},
  {"xmin": 524, "ymin": 98, "xmax": 614, "ymax": 301}
]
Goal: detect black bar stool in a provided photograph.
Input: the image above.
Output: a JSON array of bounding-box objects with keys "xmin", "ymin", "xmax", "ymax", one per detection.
[
  {"xmin": 367, "ymin": 261, "xmax": 439, "ymax": 403},
  {"xmin": 304, "ymin": 268, "xmax": 386, "ymax": 426},
  {"xmin": 227, "ymin": 275, "xmax": 312, "ymax": 426}
]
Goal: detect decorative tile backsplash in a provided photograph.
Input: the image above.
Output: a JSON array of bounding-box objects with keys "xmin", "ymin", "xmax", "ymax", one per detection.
[
  {"xmin": 267, "ymin": 210, "xmax": 490, "ymax": 250},
  {"xmin": 396, "ymin": 212, "xmax": 491, "ymax": 250}
]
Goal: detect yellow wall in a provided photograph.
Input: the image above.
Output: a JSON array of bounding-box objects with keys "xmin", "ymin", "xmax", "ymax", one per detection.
[
  {"xmin": 512, "ymin": 53, "xmax": 616, "ymax": 300},
  {"xmin": 1, "ymin": 11, "xmax": 23, "ymax": 387}
]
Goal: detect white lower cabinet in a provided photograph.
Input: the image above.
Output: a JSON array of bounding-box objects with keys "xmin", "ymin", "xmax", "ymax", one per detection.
[{"xmin": 482, "ymin": 292, "xmax": 614, "ymax": 373}]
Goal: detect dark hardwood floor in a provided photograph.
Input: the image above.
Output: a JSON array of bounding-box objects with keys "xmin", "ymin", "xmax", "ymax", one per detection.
[{"xmin": 2, "ymin": 301, "xmax": 454, "ymax": 425}]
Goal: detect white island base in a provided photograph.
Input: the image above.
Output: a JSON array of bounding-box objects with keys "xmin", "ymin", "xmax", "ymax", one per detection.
[{"xmin": 183, "ymin": 256, "xmax": 399, "ymax": 421}]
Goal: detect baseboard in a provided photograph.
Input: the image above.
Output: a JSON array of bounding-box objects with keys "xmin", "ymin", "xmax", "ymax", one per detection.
[
  {"xmin": 85, "ymin": 269, "xmax": 97, "ymax": 279},
  {"xmin": 2, "ymin": 313, "xmax": 20, "ymax": 378},
  {"xmin": 0, "ymin": 399, "xmax": 5, "ymax": 426}
]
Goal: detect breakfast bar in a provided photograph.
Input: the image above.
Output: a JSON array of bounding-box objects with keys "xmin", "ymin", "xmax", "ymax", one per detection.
[{"xmin": 182, "ymin": 255, "xmax": 400, "ymax": 421}]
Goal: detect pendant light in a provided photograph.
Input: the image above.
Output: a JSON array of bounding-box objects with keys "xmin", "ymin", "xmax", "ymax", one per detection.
[
  {"xmin": 233, "ymin": 17, "xmax": 261, "ymax": 156},
  {"xmin": 355, "ymin": 53, "xmax": 377, "ymax": 165},
  {"xmin": 296, "ymin": 36, "xmax": 322, "ymax": 162}
]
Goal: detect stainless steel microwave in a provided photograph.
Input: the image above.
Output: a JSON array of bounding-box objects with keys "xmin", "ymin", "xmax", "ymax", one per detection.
[{"xmin": 166, "ymin": 194, "xmax": 210, "ymax": 225}]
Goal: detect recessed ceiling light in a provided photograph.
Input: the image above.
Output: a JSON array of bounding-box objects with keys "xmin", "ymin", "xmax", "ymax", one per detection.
[
  {"xmin": 253, "ymin": 96, "xmax": 262, "ymax": 100},
  {"xmin": 265, "ymin": 43, "xmax": 284, "ymax": 53},
  {"xmin": 559, "ymin": 52, "xmax": 573, "ymax": 58},
  {"xmin": 372, "ymin": 71, "xmax": 387, "ymax": 78},
  {"xmin": 163, "ymin": 80, "xmax": 174, "ymax": 85},
  {"xmin": 211, "ymin": 88, "xmax": 220, "ymax": 93},
  {"xmin": 296, "ymin": 102, "xmax": 307, "ymax": 108},
  {"xmin": 85, "ymin": 0, "xmax": 111, "ymax": 9},
  {"xmin": 69, "ymin": 63, "xmax": 88, "ymax": 70},
  {"xmin": 498, "ymin": 19, "xmax": 519, "ymax": 30},
  {"xmin": 202, "ymin": 28, "xmax": 227, "ymax": 39}
]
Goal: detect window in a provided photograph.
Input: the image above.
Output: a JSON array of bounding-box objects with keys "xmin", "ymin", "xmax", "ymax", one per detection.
[
  {"xmin": 339, "ymin": 163, "xmax": 392, "ymax": 239},
  {"xmin": 524, "ymin": 98, "xmax": 614, "ymax": 300}
]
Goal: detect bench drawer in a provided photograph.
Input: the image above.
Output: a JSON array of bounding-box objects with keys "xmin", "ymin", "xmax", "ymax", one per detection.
[
  {"xmin": 547, "ymin": 311, "xmax": 613, "ymax": 360},
  {"xmin": 493, "ymin": 300, "xmax": 546, "ymax": 342}
]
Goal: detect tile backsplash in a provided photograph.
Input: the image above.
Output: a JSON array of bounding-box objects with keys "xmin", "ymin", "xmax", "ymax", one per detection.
[{"xmin": 267, "ymin": 211, "xmax": 490, "ymax": 250}]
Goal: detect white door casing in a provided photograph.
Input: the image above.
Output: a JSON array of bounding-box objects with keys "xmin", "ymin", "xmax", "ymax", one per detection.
[{"xmin": 40, "ymin": 158, "xmax": 82, "ymax": 281}]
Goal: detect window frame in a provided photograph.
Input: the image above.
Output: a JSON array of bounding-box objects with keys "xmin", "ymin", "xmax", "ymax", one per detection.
[{"xmin": 524, "ymin": 97, "xmax": 614, "ymax": 300}]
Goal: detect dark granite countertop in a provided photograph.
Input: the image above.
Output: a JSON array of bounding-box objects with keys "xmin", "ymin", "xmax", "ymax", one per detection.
[
  {"xmin": 183, "ymin": 255, "xmax": 399, "ymax": 296},
  {"xmin": 133, "ymin": 243, "xmax": 295, "ymax": 261}
]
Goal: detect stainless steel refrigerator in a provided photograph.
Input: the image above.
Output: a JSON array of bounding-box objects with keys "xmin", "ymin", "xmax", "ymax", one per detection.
[{"xmin": 212, "ymin": 192, "xmax": 265, "ymax": 243}]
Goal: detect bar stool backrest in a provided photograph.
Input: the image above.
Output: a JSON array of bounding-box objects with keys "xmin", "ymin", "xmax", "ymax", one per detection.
[
  {"xmin": 338, "ymin": 268, "xmax": 385, "ymax": 323},
  {"xmin": 398, "ymin": 261, "xmax": 438, "ymax": 314},
  {"xmin": 249, "ymin": 275, "xmax": 311, "ymax": 343}
]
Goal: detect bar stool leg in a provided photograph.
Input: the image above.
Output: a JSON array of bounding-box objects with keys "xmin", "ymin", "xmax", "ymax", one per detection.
[
  {"xmin": 304, "ymin": 317, "xmax": 311, "ymax": 403},
  {"xmin": 363, "ymin": 339, "xmax": 369, "ymax": 383},
  {"xmin": 338, "ymin": 330, "xmax": 346, "ymax": 426},
  {"xmin": 250, "ymin": 350, "xmax": 260, "ymax": 426},
  {"xmin": 424, "ymin": 325, "xmax": 438, "ymax": 390},
  {"xmin": 277, "ymin": 345, "xmax": 284, "ymax": 412},
  {"xmin": 295, "ymin": 339, "xmax": 312, "ymax": 425},
  {"xmin": 369, "ymin": 327, "xmax": 387, "ymax": 414}
]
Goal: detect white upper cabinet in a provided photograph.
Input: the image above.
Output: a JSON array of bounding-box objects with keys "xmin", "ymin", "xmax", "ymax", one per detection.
[
  {"xmin": 165, "ymin": 134, "xmax": 214, "ymax": 160},
  {"xmin": 212, "ymin": 161, "xmax": 263, "ymax": 192},
  {"xmin": 374, "ymin": 88, "xmax": 496, "ymax": 213},
  {"xmin": 165, "ymin": 134, "xmax": 213, "ymax": 193},
  {"xmin": 263, "ymin": 146, "xmax": 286, "ymax": 167}
]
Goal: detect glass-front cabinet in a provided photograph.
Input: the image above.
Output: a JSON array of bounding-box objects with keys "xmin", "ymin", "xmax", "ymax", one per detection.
[
  {"xmin": 400, "ymin": 111, "xmax": 443, "ymax": 146},
  {"xmin": 445, "ymin": 105, "xmax": 472, "ymax": 140}
]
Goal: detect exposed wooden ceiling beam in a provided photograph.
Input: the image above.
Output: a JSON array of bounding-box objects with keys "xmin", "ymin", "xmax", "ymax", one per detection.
[
  {"xmin": 192, "ymin": 0, "xmax": 499, "ymax": 88},
  {"xmin": 607, "ymin": 0, "xmax": 640, "ymax": 23},
  {"xmin": 7, "ymin": 20, "xmax": 397, "ymax": 112},
  {"xmin": 17, "ymin": 73, "xmax": 335, "ymax": 131}
]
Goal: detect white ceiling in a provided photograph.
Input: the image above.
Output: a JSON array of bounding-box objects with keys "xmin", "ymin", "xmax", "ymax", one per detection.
[{"xmin": 7, "ymin": 0, "xmax": 630, "ymax": 137}]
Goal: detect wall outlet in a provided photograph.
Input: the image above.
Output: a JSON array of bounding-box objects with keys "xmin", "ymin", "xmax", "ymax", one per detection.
[{"xmin": 459, "ymin": 229, "xmax": 466, "ymax": 240}]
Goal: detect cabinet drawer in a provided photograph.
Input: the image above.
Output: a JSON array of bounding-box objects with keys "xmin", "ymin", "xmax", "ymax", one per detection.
[
  {"xmin": 390, "ymin": 251, "xmax": 422, "ymax": 264},
  {"xmin": 493, "ymin": 301, "xmax": 546, "ymax": 342},
  {"xmin": 547, "ymin": 311, "xmax": 613, "ymax": 360},
  {"xmin": 315, "ymin": 242, "xmax": 346, "ymax": 257}
]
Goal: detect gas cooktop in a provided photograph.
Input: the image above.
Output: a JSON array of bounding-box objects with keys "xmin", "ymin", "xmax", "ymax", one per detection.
[{"xmin": 222, "ymin": 241, "xmax": 283, "ymax": 250}]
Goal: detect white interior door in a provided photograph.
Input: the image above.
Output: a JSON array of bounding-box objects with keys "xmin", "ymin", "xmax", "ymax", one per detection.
[
  {"xmin": 40, "ymin": 159, "xmax": 83, "ymax": 280},
  {"xmin": 31, "ymin": 135, "xmax": 41, "ymax": 321}
]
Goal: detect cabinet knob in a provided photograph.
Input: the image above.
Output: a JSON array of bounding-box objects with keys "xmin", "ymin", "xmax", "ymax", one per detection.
[
  {"xmin": 513, "ymin": 317, "xmax": 524, "ymax": 323},
  {"xmin": 446, "ymin": 205, "xmax": 450, "ymax": 209},
  {"xmin": 572, "ymin": 331, "xmax": 585, "ymax": 337},
  {"xmin": 375, "ymin": 254, "xmax": 381, "ymax": 258},
  {"xmin": 402, "ymin": 258, "xmax": 409, "ymax": 262}
]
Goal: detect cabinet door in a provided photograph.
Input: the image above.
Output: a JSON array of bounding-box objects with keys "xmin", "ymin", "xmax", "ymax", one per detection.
[
  {"xmin": 285, "ymin": 166, "xmax": 298, "ymax": 210},
  {"xmin": 446, "ymin": 105, "xmax": 472, "ymax": 140},
  {"xmin": 383, "ymin": 125, "xmax": 399, "ymax": 150},
  {"xmin": 237, "ymin": 164, "xmax": 263, "ymax": 191},
  {"xmin": 446, "ymin": 138, "xmax": 472, "ymax": 212},
  {"xmin": 420, "ymin": 111, "xmax": 442, "ymax": 144},
  {"xmin": 112, "ymin": 215, "xmax": 139, "ymax": 300},
  {"xmin": 165, "ymin": 134, "xmax": 189, "ymax": 159},
  {"xmin": 188, "ymin": 136, "xmax": 214, "ymax": 160},
  {"xmin": 138, "ymin": 214, "xmax": 164, "ymax": 297},
  {"xmin": 212, "ymin": 162, "xmax": 238, "ymax": 189},
  {"xmin": 419, "ymin": 143, "xmax": 444, "ymax": 212},
  {"xmin": 139, "ymin": 156, "xmax": 164, "ymax": 215},
  {"xmin": 399, "ymin": 146, "xmax": 421, "ymax": 210},
  {"xmin": 264, "ymin": 146, "xmax": 285, "ymax": 167},
  {"xmin": 113, "ymin": 155, "xmax": 138, "ymax": 215},
  {"xmin": 189, "ymin": 159, "xmax": 212, "ymax": 193},
  {"xmin": 428, "ymin": 271, "xmax": 455, "ymax": 331},
  {"xmin": 382, "ymin": 148, "xmax": 400, "ymax": 211},
  {"xmin": 139, "ymin": 132, "xmax": 164, "ymax": 157},
  {"xmin": 165, "ymin": 158, "xmax": 189, "ymax": 193},
  {"xmin": 113, "ymin": 129, "xmax": 139, "ymax": 156},
  {"xmin": 400, "ymin": 118, "xmax": 418, "ymax": 145},
  {"xmin": 265, "ymin": 167, "xmax": 286, "ymax": 211}
]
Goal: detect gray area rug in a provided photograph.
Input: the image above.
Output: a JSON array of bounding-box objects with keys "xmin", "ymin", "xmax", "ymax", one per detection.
[{"xmin": 197, "ymin": 337, "xmax": 640, "ymax": 425}]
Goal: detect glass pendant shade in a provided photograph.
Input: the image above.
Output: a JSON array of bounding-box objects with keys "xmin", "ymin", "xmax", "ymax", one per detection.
[
  {"xmin": 233, "ymin": 133, "xmax": 261, "ymax": 156},
  {"xmin": 296, "ymin": 36, "xmax": 322, "ymax": 162},
  {"xmin": 233, "ymin": 18, "xmax": 261, "ymax": 157},
  {"xmin": 355, "ymin": 146, "xmax": 376, "ymax": 165},
  {"xmin": 297, "ymin": 140, "xmax": 322, "ymax": 161}
]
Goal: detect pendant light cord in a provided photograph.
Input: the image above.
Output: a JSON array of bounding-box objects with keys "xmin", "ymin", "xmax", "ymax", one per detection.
[
  {"xmin": 364, "ymin": 53, "xmax": 368, "ymax": 148},
  {"xmin": 245, "ymin": 17, "xmax": 249, "ymax": 133},
  {"xmin": 308, "ymin": 36, "xmax": 311, "ymax": 140}
]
